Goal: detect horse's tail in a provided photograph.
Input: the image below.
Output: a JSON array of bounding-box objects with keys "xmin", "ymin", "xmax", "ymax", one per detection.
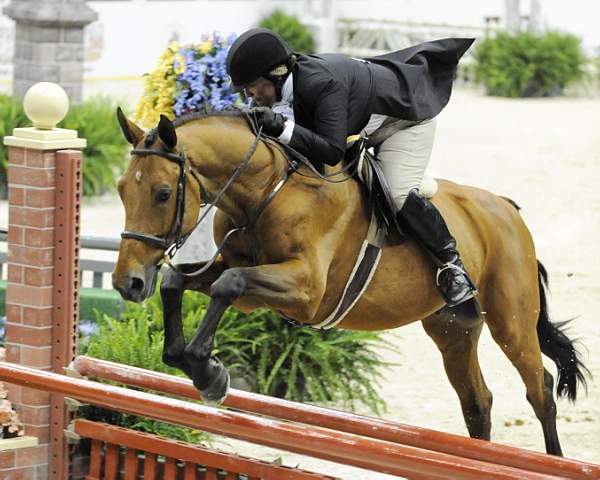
[{"xmin": 536, "ymin": 260, "xmax": 589, "ymax": 401}]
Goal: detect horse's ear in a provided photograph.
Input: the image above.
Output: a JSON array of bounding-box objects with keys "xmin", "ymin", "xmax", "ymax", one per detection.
[
  {"xmin": 157, "ymin": 114, "xmax": 177, "ymax": 149},
  {"xmin": 116, "ymin": 107, "xmax": 144, "ymax": 145}
]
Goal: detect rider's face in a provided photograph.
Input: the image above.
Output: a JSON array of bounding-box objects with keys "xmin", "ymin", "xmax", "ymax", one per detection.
[{"xmin": 244, "ymin": 78, "xmax": 276, "ymax": 107}]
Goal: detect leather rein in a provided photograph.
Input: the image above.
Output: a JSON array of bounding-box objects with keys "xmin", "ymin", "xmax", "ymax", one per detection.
[
  {"xmin": 120, "ymin": 110, "xmax": 361, "ymax": 278},
  {"xmin": 121, "ymin": 121, "xmax": 301, "ymax": 278}
]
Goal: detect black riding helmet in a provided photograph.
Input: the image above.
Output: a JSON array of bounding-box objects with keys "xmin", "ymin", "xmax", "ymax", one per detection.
[{"xmin": 227, "ymin": 28, "xmax": 293, "ymax": 92}]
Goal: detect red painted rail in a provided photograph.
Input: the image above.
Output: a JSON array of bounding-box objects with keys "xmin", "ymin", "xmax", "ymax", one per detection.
[
  {"xmin": 0, "ymin": 361, "xmax": 565, "ymax": 480},
  {"xmin": 71, "ymin": 355, "xmax": 600, "ymax": 480}
]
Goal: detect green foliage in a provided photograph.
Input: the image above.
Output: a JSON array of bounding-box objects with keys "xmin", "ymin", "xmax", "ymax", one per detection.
[
  {"xmin": 81, "ymin": 303, "xmax": 210, "ymax": 444},
  {"xmin": 0, "ymin": 95, "xmax": 29, "ymax": 198},
  {"xmin": 59, "ymin": 96, "xmax": 130, "ymax": 196},
  {"xmin": 474, "ymin": 31, "xmax": 587, "ymax": 97},
  {"xmin": 82, "ymin": 282, "xmax": 395, "ymax": 442},
  {"xmin": 80, "ymin": 405, "xmax": 211, "ymax": 444},
  {"xmin": 250, "ymin": 310, "xmax": 392, "ymax": 414},
  {"xmin": 259, "ymin": 10, "xmax": 316, "ymax": 53},
  {"xmin": 0, "ymin": 94, "xmax": 128, "ymax": 197},
  {"xmin": 84, "ymin": 313, "xmax": 176, "ymax": 375}
]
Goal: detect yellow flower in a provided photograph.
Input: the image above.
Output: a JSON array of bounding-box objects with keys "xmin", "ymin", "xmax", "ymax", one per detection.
[
  {"xmin": 199, "ymin": 40, "xmax": 213, "ymax": 55},
  {"xmin": 133, "ymin": 42, "xmax": 180, "ymax": 127},
  {"xmin": 174, "ymin": 53, "xmax": 186, "ymax": 75},
  {"xmin": 167, "ymin": 41, "xmax": 181, "ymax": 53}
]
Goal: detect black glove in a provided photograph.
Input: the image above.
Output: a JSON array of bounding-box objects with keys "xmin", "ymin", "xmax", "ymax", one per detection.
[{"xmin": 251, "ymin": 107, "xmax": 286, "ymax": 137}]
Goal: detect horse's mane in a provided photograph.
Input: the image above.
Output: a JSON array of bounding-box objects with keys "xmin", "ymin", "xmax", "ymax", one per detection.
[
  {"xmin": 143, "ymin": 108, "xmax": 247, "ymax": 148},
  {"xmin": 172, "ymin": 108, "xmax": 245, "ymax": 128}
]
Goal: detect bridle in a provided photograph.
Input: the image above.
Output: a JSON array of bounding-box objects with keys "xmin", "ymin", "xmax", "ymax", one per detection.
[
  {"xmin": 120, "ymin": 109, "xmax": 362, "ymax": 278},
  {"xmin": 120, "ymin": 123, "xmax": 298, "ymax": 277},
  {"xmin": 121, "ymin": 146, "xmax": 196, "ymax": 252}
]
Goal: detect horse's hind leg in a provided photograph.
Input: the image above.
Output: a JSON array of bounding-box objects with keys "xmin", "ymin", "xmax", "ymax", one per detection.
[
  {"xmin": 422, "ymin": 314, "xmax": 493, "ymax": 440},
  {"xmin": 485, "ymin": 288, "xmax": 563, "ymax": 455}
]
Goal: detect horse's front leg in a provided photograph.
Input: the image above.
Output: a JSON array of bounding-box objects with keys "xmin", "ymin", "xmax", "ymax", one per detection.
[
  {"xmin": 184, "ymin": 260, "xmax": 314, "ymax": 404},
  {"xmin": 160, "ymin": 260, "xmax": 228, "ymax": 379}
]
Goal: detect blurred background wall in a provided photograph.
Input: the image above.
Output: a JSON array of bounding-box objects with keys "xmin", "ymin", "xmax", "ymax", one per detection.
[{"xmin": 0, "ymin": 0, "xmax": 599, "ymax": 95}]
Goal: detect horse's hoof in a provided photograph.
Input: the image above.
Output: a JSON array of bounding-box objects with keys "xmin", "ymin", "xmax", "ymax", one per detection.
[{"xmin": 197, "ymin": 358, "xmax": 230, "ymax": 406}]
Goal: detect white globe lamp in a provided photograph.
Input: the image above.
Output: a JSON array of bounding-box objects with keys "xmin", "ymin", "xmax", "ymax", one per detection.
[{"xmin": 23, "ymin": 82, "xmax": 70, "ymax": 130}]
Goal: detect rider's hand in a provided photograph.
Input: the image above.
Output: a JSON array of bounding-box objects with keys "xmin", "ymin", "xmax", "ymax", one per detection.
[{"xmin": 251, "ymin": 107, "xmax": 286, "ymax": 137}]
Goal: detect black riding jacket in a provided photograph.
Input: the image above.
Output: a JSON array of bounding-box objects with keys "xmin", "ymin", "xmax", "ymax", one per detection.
[{"xmin": 286, "ymin": 38, "xmax": 474, "ymax": 166}]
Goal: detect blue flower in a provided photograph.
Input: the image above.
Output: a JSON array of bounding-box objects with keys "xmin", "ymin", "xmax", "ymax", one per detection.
[{"xmin": 173, "ymin": 32, "xmax": 243, "ymax": 115}]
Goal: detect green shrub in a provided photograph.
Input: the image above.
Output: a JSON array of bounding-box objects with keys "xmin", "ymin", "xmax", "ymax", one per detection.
[
  {"xmin": 259, "ymin": 10, "xmax": 316, "ymax": 53},
  {"xmin": 0, "ymin": 95, "xmax": 29, "ymax": 198},
  {"xmin": 83, "ymin": 284, "xmax": 395, "ymax": 424},
  {"xmin": 0, "ymin": 94, "xmax": 129, "ymax": 198},
  {"xmin": 59, "ymin": 96, "xmax": 130, "ymax": 196},
  {"xmin": 474, "ymin": 31, "xmax": 586, "ymax": 97}
]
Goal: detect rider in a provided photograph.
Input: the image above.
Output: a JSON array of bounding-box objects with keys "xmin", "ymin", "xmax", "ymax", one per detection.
[{"xmin": 226, "ymin": 28, "xmax": 477, "ymax": 307}]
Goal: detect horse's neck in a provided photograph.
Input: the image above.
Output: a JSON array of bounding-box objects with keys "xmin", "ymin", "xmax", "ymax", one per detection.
[{"xmin": 179, "ymin": 118, "xmax": 286, "ymax": 224}]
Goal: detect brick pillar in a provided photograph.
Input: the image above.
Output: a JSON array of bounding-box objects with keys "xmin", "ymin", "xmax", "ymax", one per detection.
[
  {"xmin": 1, "ymin": 82, "xmax": 86, "ymax": 479},
  {"xmin": 3, "ymin": 0, "xmax": 98, "ymax": 103}
]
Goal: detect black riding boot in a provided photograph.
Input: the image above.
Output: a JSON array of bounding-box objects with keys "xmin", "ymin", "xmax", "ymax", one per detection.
[{"xmin": 397, "ymin": 189, "xmax": 477, "ymax": 307}]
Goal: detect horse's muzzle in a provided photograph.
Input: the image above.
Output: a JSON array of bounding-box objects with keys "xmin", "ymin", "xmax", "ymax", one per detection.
[{"xmin": 112, "ymin": 266, "xmax": 159, "ymax": 303}]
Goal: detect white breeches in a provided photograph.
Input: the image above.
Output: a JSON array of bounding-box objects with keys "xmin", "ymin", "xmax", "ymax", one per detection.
[{"xmin": 376, "ymin": 118, "xmax": 436, "ymax": 210}]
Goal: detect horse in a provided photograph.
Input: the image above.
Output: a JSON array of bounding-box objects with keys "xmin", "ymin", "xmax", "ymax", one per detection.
[{"xmin": 112, "ymin": 107, "xmax": 588, "ymax": 456}]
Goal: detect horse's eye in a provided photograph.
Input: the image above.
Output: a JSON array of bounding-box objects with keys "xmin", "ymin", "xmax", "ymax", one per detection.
[{"xmin": 156, "ymin": 188, "xmax": 172, "ymax": 203}]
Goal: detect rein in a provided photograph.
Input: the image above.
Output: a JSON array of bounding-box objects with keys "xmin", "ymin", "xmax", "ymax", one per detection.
[
  {"xmin": 120, "ymin": 122, "xmax": 298, "ymax": 277},
  {"xmin": 121, "ymin": 109, "xmax": 359, "ymax": 278}
]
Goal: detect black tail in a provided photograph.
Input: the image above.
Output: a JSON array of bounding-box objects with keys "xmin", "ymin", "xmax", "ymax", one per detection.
[{"xmin": 536, "ymin": 260, "xmax": 590, "ymax": 401}]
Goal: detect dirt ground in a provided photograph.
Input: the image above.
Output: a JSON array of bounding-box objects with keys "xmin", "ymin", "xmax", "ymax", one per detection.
[{"xmin": 3, "ymin": 87, "xmax": 598, "ymax": 478}]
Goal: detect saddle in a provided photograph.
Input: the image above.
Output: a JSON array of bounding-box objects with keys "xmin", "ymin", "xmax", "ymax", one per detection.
[
  {"xmin": 349, "ymin": 141, "xmax": 406, "ymax": 241},
  {"xmin": 348, "ymin": 135, "xmax": 439, "ymax": 243}
]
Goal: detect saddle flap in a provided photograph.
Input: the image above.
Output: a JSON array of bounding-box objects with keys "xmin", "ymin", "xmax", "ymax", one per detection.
[{"xmin": 357, "ymin": 149, "xmax": 406, "ymax": 239}]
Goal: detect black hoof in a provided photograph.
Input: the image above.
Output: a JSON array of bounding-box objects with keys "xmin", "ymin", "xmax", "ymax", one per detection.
[{"xmin": 195, "ymin": 357, "xmax": 230, "ymax": 405}]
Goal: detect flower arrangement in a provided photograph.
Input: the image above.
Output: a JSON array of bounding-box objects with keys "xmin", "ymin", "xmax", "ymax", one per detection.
[
  {"xmin": 134, "ymin": 32, "xmax": 242, "ymax": 128},
  {"xmin": 0, "ymin": 348, "xmax": 24, "ymax": 439}
]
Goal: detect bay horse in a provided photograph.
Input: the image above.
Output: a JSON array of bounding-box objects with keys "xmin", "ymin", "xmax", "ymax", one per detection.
[{"xmin": 112, "ymin": 108, "xmax": 588, "ymax": 456}]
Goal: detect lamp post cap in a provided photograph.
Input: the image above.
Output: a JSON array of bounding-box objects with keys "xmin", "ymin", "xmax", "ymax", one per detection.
[{"xmin": 23, "ymin": 82, "xmax": 69, "ymax": 130}]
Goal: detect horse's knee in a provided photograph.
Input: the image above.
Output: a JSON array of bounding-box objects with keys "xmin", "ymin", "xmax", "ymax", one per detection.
[
  {"xmin": 160, "ymin": 268, "xmax": 184, "ymax": 295},
  {"xmin": 210, "ymin": 269, "xmax": 246, "ymax": 303}
]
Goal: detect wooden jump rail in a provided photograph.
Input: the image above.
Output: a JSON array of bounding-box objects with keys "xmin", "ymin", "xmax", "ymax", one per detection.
[
  {"xmin": 74, "ymin": 420, "xmax": 336, "ymax": 480},
  {"xmin": 70, "ymin": 355, "xmax": 600, "ymax": 480},
  {"xmin": 0, "ymin": 361, "xmax": 580, "ymax": 480}
]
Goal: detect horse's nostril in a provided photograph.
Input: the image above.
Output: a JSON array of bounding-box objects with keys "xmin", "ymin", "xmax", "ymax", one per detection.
[{"xmin": 130, "ymin": 276, "xmax": 145, "ymax": 292}]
